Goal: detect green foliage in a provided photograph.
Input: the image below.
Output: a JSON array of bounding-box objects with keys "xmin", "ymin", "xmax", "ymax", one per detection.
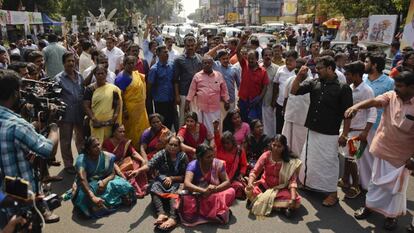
[
  {"xmin": 2, "ymin": 0, "xmax": 182, "ymax": 25},
  {"xmin": 298, "ymin": 0, "xmax": 411, "ymax": 19}
]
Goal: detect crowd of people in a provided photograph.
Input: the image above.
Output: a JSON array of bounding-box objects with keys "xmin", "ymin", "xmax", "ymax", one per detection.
[{"xmin": 0, "ymin": 16, "xmax": 413, "ymax": 233}]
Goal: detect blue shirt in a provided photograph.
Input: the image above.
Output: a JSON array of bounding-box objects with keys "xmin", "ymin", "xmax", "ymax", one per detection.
[
  {"xmin": 55, "ymin": 71, "xmax": 85, "ymax": 123},
  {"xmin": 363, "ymin": 74, "xmax": 395, "ymax": 129},
  {"xmin": 392, "ymin": 50, "xmax": 402, "ymax": 68},
  {"xmin": 0, "ymin": 106, "xmax": 53, "ymax": 191},
  {"xmin": 212, "ymin": 61, "xmax": 240, "ymax": 103},
  {"xmin": 148, "ymin": 61, "xmax": 175, "ymax": 102}
]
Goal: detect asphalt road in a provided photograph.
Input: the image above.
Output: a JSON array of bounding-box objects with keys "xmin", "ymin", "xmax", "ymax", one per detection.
[
  {"xmin": 46, "ymin": 152, "xmax": 414, "ymax": 233},
  {"xmin": 44, "ymin": 45, "xmax": 414, "ymax": 233}
]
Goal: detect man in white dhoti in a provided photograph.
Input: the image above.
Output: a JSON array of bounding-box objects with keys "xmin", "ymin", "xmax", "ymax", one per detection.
[
  {"xmin": 185, "ymin": 55, "xmax": 230, "ymax": 135},
  {"xmin": 291, "ymin": 56, "xmax": 353, "ymax": 206},
  {"xmin": 345, "ymin": 71, "xmax": 414, "ymax": 230},
  {"xmin": 358, "ymin": 53, "xmax": 394, "ymax": 190},
  {"xmin": 339, "ymin": 61, "xmax": 376, "ymax": 199},
  {"xmin": 261, "ymin": 48, "xmax": 279, "ymax": 137},
  {"xmin": 272, "ymin": 50, "xmax": 298, "ymax": 134},
  {"xmin": 282, "ymin": 58, "xmax": 311, "ymax": 156}
]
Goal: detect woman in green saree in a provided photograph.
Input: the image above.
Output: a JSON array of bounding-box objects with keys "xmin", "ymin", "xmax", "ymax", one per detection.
[{"xmin": 71, "ymin": 136, "xmax": 136, "ymax": 218}]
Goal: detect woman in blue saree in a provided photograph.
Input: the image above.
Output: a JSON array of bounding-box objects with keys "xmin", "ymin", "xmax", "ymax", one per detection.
[{"xmin": 71, "ymin": 136, "xmax": 136, "ymax": 218}]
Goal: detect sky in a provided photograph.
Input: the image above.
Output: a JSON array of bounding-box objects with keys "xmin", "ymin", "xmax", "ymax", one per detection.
[{"xmin": 180, "ymin": 0, "xmax": 199, "ymax": 18}]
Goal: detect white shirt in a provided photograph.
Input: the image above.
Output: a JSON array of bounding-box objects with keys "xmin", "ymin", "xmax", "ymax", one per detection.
[
  {"xmin": 274, "ymin": 65, "xmax": 296, "ymax": 106},
  {"xmin": 101, "ymin": 46, "xmax": 124, "ymax": 73},
  {"xmin": 10, "ymin": 48, "xmax": 20, "ymax": 55},
  {"xmin": 95, "ymin": 38, "xmax": 107, "ymax": 51},
  {"xmin": 284, "ymin": 75, "xmax": 312, "ymax": 125},
  {"xmin": 83, "ymin": 65, "xmax": 116, "ymax": 84},
  {"xmin": 314, "ymin": 69, "xmax": 347, "ymax": 84},
  {"xmin": 349, "ymin": 82, "xmax": 377, "ymax": 129},
  {"xmin": 255, "ymin": 47, "xmax": 263, "ymax": 62},
  {"xmin": 168, "ymin": 48, "xmax": 179, "ymax": 63},
  {"xmin": 79, "ymin": 51, "xmax": 94, "ymax": 74},
  {"xmin": 24, "ymin": 44, "xmax": 38, "ymax": 50},
  {"xmin": 262, "ymin": 63, "xmax": 279, "ymax": 106}
]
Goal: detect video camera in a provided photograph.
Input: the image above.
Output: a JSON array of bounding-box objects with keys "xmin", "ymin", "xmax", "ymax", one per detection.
[
  {"xmin": 5, "ymin": 176, "xmax": 62, "ymax": 233},
  {"xmin": 20, "ymin": 78, "xmax": 67, "ymax": 128}
]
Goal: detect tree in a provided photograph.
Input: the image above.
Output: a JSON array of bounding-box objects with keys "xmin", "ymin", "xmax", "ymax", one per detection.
[
  {"xmin": 298, "ymin": 0, "xmax": 411, "ymax": 19},
  {"xmin": 2, "ymin": 0, "xmax": 61, "ymax": 18}
]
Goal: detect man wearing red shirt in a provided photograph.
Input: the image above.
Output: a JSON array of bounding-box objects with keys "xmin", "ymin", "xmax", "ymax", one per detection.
[{"xmin": 236, "ymin": 32, "xmax": 269, "ymax": 122}]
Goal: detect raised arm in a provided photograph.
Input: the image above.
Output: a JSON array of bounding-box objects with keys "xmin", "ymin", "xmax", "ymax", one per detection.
[
  {"xmin": 290, "ymin": 66, "xmax": 309, "ymax": 95},
  {"xmin": 236, "ymin": 33, "xmax": 249, "ymax": 63}
]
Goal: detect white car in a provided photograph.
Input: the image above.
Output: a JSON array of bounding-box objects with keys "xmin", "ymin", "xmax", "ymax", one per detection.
[
  {"xmin": 218, "ymin": 27, "xmax": 242, "ymax": 40},
  {"xmin": 175, "ymin": 26, "xmax": 195, "ymax": 47}
]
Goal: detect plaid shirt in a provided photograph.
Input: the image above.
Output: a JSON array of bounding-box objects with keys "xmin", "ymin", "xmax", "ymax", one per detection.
[{"xmin": 0, "ymin": 106, "xmax": 53, "ymax": 191}]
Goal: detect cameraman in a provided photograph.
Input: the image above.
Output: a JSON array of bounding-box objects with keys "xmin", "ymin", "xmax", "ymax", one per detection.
[
  {"xmin": 0, "ymin": 69, "xmax": 60, "ymax": 223},
  {"xmin": 0, "ymin": 191, "xmax": 28, "ymax": 232}
]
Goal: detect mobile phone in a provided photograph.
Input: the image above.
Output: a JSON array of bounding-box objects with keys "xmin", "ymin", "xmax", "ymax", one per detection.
[{"xmin": 5, "ymin": 176, "xmax": 29, "ymax": 200}]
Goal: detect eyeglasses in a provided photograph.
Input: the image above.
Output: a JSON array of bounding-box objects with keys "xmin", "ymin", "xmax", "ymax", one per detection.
[{"xmin": 168, "ymin": 143, "xmax": 179, "ymax": 147}]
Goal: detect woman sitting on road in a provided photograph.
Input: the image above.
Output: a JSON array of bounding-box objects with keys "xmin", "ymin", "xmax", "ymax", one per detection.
[
  {"xmin": 223, "ymin": 109, "xmax": 250, "ymax": 146},
  {"xmin": 140, "ymin": 113, "xmax": 172, "ymax": 162},
  {"xmin": 180, "ymin": 144, "xmax": 235, "ymax": 226},
  {"xmin": 69, "ymin": 137, "xmax": 136, "ymax": 218},
  {"xmin": 177, "ymin": 112, "xmax": 212, "ymax": 161},
  {"xmin": 127, "ymin": 135, "xmax": 188, "ymax": 231},
  {"xmin": 213, "ymin": 121, "xmax": 248, "ymax": 199},
  {"xmin": 102, "ymin": 123, "xmax": 148, "ymax": 198},
  {"xmin": 245, "ymin": 134, "xmax": 302, "ymax": 218},
  {"xmin": 244, "ymin": 119, "xmax": 271, "ymax": 174}
]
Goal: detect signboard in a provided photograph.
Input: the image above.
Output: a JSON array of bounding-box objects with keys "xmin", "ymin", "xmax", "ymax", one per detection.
[
  {"xmin": 9, "ymin": 11, "xmax": 28, "ymax": 24},
  {"xmin": 282, "ymin": 0, "xmax": 298, "ymax": 17},
  {"xmin": 401, "ymin": 0, "xmax": 414, "ymax": 48},
  {"xmin": 71, "ymin": 15, "xmax": 78, "ymax": 33},
  {"xmin": 0, "ymin": 10, "xmax": 8, "ymax": 25},
  {"xmin": 335, "ymin": 18, "xmax": 369, "ymax": 41},
  {"xmin": 367, "ymin": 15, "xmax": 398, "ymax": 45},
  {"xmin": 227, "ymin": 12, "xmax": 238, "ymax": 22},
  {"xmin": 28, "ymin": 12, "xmax": 42, "ymax": 24},
  {"xmin": 0, "ymin": 10, "xmax": 42, "ymax": 25},
  {"xmin": 336, "ymin": 15, "xmax": 397, "ymax": 45}
]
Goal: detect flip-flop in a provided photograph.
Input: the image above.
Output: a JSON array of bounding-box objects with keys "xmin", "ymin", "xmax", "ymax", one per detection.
[
  {"xmin": 322, "ymin": 195, "xmax": 339, "ymax": 207},
  {"xmin": 407, "ymin": 224, "xmax": 414, "ymax": 233},
  {"xmin": 345, "ymin": 186, "xmax": 361, "ymax": 199},
  {"xmin": 337, "ymin": 178, "xmax": 350, "ymax": 189},
  {"xmin": 383, "ymin": 217, "xmax": 398, "ymax": 231}
]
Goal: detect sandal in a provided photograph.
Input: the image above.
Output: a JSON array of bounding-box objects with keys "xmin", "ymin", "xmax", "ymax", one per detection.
[
  {"xmin": 407, "ymin": 223, "xmax": 414, "ymax": 233},
  {"xmin": 354, "ymin": 207, "xmax": 371, "ymax": 220},
  {"xmin": 345, "ymin": 186, "xmax": 361, "ymax": 199},
  {"xmin": 383, "ymin": 217, "xmax": 398, "ymax": 231},
  {"xmin": 337, "ymin": 178, "xmax": 350, "ymax": 188},
  {"xmin": 322, "ymin": 194, "xmax": 339, "ymax": 207},
  {"xmin": 284, "ymin": 208, "xmax": 293, "ymax": 218}
]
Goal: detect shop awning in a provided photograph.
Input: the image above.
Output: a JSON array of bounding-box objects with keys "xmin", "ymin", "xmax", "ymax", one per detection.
[{"xmin": 42, "ymin": 13, "xmax": 63, "ymax": 26}]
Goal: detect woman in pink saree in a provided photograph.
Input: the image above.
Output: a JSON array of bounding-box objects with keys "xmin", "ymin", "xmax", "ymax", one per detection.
[
  {"xmin": 180, "ymin": 144, "xmax": 235, "ymax": 226},
  {"xmin": 213, "ymin": 121, "xmax": 247, "ymax": 199},
  {"xmin": 102, "ymin": 124, "xmax": 148, "ymax": 198},
  {"xmin": 245, "ymin": 134, "xmax": 302, "ymax": 218}
]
